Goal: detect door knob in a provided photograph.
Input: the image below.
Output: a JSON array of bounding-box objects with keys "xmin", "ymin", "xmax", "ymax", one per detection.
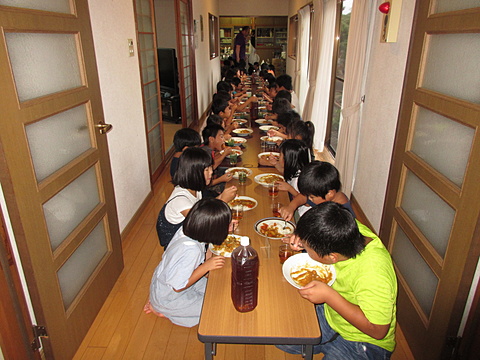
[{"xmin": 95, "ymin": 121, "xmax": 113, "ymax": 135}]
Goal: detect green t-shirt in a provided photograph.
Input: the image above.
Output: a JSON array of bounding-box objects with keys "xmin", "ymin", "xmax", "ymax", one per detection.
[{"xmin": 324, "ymin": 221, "xmax": 397, "ymax": 352}]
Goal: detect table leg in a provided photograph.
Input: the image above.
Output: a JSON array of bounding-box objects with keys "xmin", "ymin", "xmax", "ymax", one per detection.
[
  {"xmin": 302, "ymin": 344, "xmax": 314, "ymax": 360},
  {"xmin": 204, "ymin": 342, "xmax": 215, "ymax": 360}
]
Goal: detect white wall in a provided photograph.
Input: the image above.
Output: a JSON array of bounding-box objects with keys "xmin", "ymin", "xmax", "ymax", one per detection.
[
  {"xmin": 155, "ymin": 0, "xmax": 178, "ymax": 50},
  {"xmin": 88, "ymin": 0, "xmax": 151, "ymax": 232},
  {"xmin": 219, "ymin": 0, "xmax": 289, "ymax": 16},
  {"xmin": 192, "ymin": 0, "xmax": 221, "ymax": 116},
  {"xmin": 353, "ymin": 0, "xmax": 416, "ymax": 230}
]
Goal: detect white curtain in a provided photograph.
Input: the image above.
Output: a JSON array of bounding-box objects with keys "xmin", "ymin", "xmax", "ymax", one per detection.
[
  {"xmin": 294, "ymin": 5, "xmax": 311, "ymax": 114},
  {"xmin": 335, "ymin": 0, "xmax": 371, "ymax": 196},
  {"xmin": 301, "ymin": 0, "xmax": 337, "ymax": 152}
]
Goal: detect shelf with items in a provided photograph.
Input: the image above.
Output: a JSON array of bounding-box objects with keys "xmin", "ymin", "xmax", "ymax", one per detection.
[
  {"xmin": 256, "ymin": 27, "xmax": 275, "ymax": 48},
  {"xmin": 274, "ymin": 28, "xmax": 287, "ymax": 46}
]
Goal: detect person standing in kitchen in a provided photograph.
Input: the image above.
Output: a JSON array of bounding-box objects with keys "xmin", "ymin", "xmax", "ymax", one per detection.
[{"xmin": 234, "ymin": 26, "xmax": 250, "ymax": 64}]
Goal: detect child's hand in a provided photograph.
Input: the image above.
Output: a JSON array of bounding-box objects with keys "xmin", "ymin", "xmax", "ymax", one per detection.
[
  {"xmin": 218, "ymin": 186, "xmax": 237, "ymax": 202},
  {"xmin": 203, "ymin": 255, "xmax": 226, "ymax": 272},
  {"xmin": 298, "ymin": 281, "xmax": 335, "ymax": 304},
  {"xmin": 267, "ymin": 129, "xmax": 281, "ymax": 137},
  {"xmin": 286, "ymin": 234, "xmax": 304, "ymax": 251},
  {"xmin": 218, "ymin": 172, "xmax": 233, "ymax": 183},
  {"xmin": 250, "ymin": 95, "xmax": 258, "ymax": 103},
  {"xmin": 276, "ymin": 181, "xmax": 291, "ymax": 192}
]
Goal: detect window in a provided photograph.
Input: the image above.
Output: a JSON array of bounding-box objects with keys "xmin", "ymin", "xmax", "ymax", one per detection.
[
  {"xmin": 288, "ymin": 15, "xmax": 297, "ymax": 59},
  {"xmin": 209, "ymin": 13, "xmax": 219, "ymax": 59},
  {"xmin": 325, "ymin": 0, "xmax": 352, "ymax": 155}
]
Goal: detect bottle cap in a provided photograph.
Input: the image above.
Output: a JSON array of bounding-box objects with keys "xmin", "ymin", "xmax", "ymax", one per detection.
[{"xmin": 240, "ymin": 236, "xmax": 250, "ymax": 246}]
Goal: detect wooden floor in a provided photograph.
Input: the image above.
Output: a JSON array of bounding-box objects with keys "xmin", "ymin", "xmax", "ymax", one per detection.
[{"xmin": 73, "ymin": 159, "xmax": 415, "ymax": 360}]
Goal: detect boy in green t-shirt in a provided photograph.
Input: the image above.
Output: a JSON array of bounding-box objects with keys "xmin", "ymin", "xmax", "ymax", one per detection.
[{"xmin": 278, "ymin": 201, "xmax": 397, "ymax": 359}]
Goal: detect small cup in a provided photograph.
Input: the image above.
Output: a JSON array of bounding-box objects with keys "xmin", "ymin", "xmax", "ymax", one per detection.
[
  {"xmin": 232, "ymin": 205, "xmax": 244, "ymax": 221},
  {"xmin": 238, "ymin": 171, "xmax": 247, "ymax": 184},
  {"xmin": 279, "ymin": 244, "xmax": 293, "ymax": 264},
  {"xmin": 271, "ymin": 202, "xmax": 282, "ymax": 217},
  {"xmin": 229, "ymin": 152, "xmax": 238, "ymax": 165},
  {"xmin": 268, "ymin": 182, "xmax": 279, "ymax": 198},
  {"xmin": 246, "ymin": 91, "xmax": 252, "ymax": 97}
]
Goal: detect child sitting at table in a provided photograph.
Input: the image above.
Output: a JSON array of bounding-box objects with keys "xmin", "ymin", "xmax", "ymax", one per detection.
[
  {"xmin": 274, "ymin": 139, "xmax": 311, "ymax": 218},
  {"xmin": 297, "ymin": 160, "xmax": 355, "ymax": 217},
  {"xmin": 170, "ymin": 128, "xmax": 202, "ymax": 178},
  {"xmin": 277, "ymin": 202, "xmax": 397, "ymax": 359},
  {"xmin": 145, "ymin": 198, "xmax": 233, "ymax": 327},
  {"xmin": 156, "ymin": 147, "xmax": 236, "ymax": 248}
]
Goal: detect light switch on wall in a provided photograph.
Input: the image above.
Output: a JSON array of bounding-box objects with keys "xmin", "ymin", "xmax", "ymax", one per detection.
[{"xmin": 128, "ymin": 39, "xmax": 134, "ymax": 57}]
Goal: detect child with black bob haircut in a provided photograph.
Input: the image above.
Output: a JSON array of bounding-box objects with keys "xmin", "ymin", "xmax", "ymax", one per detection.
[
  {"xmin": 277, "ymin": 201, "xmax": 397, "ymax": 358},
  {"xmin": 170, "ymin": 128, "xmax": 202, "ymax": 178},
  {"xmin": 146, "ymin": 198, "xmax": 232, "ymax": 327},
  {"xmin": 297, "ymin": 160, "xmax": 354, "ymax": 217}
]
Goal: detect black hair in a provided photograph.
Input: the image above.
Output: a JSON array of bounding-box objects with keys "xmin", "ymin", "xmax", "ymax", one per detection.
[
  {"xmin": 272, "ymin": 97, "xmax": 292, "ymax": 115},
  {"xmin": 260, "ymin": 63, "xmax": 269, "ymax": 71},
  {"xmin": 173, "ymin": 128, "xmax": 201, "ymax": 152},
  {"xmin": 211, "ymin": 98, "xmax": 229, "ymax": 115},
  {"xmin": 276, "ymin": 74, "xmax": 293, "ymax": 91},
  {"xmin": 213, "ymin": 91, "xmax": 232, "ymax": 103},
  {"xmin": 231, "ymin": 77, "xmax": 241, "ymax": 87},
  {"xmin": 172, "ymin": 147, "xmax": 213, "ymax": 191},
  {"xmin": 279, "ymin": 139, "xmax": 310, "ymax": 182},
  {"xmin": 268, "ymin": 64, "xmax": 275, "ymax": 72},
  {"xmin": 241, "ymin": 26, "xmax": 250, "ymax": 32},
  {"xmin": 183, "ymin": 198, "xmax": 232, "ymax": 245},
  {"xmin": 265, "ymin": 73, "xmax": 276, "ymax": 85},
  {"xmin": 275, "ymin": 89, "xmax": 292, "ymax": 104},
  {"xmin": 277, "ymin": 110, "xmax": 301, "ymax": 129},
  {"xmin": 267, "ymin": 82, "xmax": 278, "ymax": 91},
  {"xmin": 294, "ymin": 201, "xmax": 364, "ymax": 258},
  {"xmin": 217, "ymin": 80, "xmax": 232, "ymax": 93},
  {"xmin": 206, "ymin": 114, "xmax": 223, "ymax": 127},
  {"xmin": 286, "ymin": 120, "xmax": 315, "ymax": 151},
  {"xmin": 202, "ymin": 123, "xmax": 224, "ymax": 146},
  {"xmin": 224, "ymin": 69, "xmax": 237, "ymax": 82},
  {"xmin": 298, "ymin": 161, "xmax": 341, "ymax": 198}
]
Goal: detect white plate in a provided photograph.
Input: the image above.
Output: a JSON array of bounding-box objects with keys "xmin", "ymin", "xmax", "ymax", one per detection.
[
  {"xmin": 233, "ymin": 119, "xmax": 248, "ymax": 126},
  {"xmin": 253, "ymin": 172, "xmax": 284, "ymax": 187},
  {"xmin": 226, "ymin": 149, "xmax": 243, "ymax": 158},
  {"xmin": 209, "ymin": 234, "xmax": 241, "ymax": 257},
  {"xmin": 257, "ymin": 152, "xmax": 280, "ymax": 164},
  {"xmin": 226, "ymin": 137, "xmax": 247, "ymax": 147},
  {"xmin": 228, "ymin": 196, "xmax": 257, "ymax": 211},
  {"xmin": 260, "ymin": 135, "xmax": 283, "ymax": 144},
  {"xmin": 232, "ymin": 128, "xmax": 253, "ymax": 137},
  {"xmin": 225, "ymin": 167, "xmax": 253, "ymax": 179},
  {"xmin": 259, "ymin": 125, "xmax": 279, "ymax": 132},
  {"xmin": 255, "ymin": 119, "xmax": 271, "ymax": 125},
  {"xmin": 282, "ymin": 253, "xmax": 336, "ymax": 288},
  {"xmin": 254, "ymin": 217, "xmax": 295, "ymax": 239}
]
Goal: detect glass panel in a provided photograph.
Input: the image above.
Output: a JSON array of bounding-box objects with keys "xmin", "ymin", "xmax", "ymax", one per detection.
[
  {"xmin": 57, "ymin": 221, "xmax": 108, "ymax": 309},
  {"xmin": 146, "ymin": 49, "xmax": 155, "ymax": 66},
  {"xmin": 5, "ymin": 33, "xmax": 82, "ymax": 102},
  {"xmin": 148, "ymin": 126, "xmax": 162, "ymax": 172},
  {"xmin": 43, "ymin": 167, "xmax": 100, "ymax": 251},
  {"xmin": 336, "ymin": 0, "xmax": 352, "ymax": 79},
  {"xmin": 433, "ymin": 0, "xmax": 480, "ymax": 13},
  {"xmin": 392, "ymin": 226, "xmax": 438, "ymax": 317},
  {"xmin": 141, "ymin": 0, "xmax": 150, "ymax": 16},
  {"xmin": 401, "ymin": 171, "xmax": 455, "ymax": 257},
  {"xmin": 0, "ymin": 0, "xmax": 72, "ymax": 13},
  {"xmin": 147, "ymin": 110, "xmax": 160, "ymax": 130},
  {"xmin": 411, "ymin": 107, "xmax": 474, "ymax": 187},
  {"xmin": 143, "ymin": 15, "xmax": 153, "ymax": 32},
  {"xmin": 25, "ymin": 105, "xmax": 92, "ymax": 182},
  {"xmin": 422, "ymin": 34, "xmax": 480, "ymax": 104}
]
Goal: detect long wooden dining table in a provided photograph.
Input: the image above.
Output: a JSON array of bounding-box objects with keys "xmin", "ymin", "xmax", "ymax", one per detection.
[{"xmin": 197, "ymin": 120, "xmax": 321, "ymax": 359}]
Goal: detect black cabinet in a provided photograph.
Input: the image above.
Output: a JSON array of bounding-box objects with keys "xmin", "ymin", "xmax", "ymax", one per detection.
[{"xmin": 161, "ymin": 94, "xmax": 181, "ymax": 123}]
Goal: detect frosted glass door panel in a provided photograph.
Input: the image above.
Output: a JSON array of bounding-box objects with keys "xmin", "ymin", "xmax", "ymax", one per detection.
[
  {"xmin": 433, "ymin": 1, "xmax": 480, "ymax": 14},
  {"xmin": 421, "ymin": 34, "xmax": 480, "ymax": 104},
  {"xmin": 5, "ymin": 33, "xmax": 82, "ymax": 102},
  {"xmin": 43, "ymin": 167, "xmax": 100, "ymax": 251},
  {"xmin": 411, "ymin": 107, "xmax": 474, "ymax": 187},
  {"xmin": 25, "ymin": 105, "xmax": 92, "ymax": 182},
  {"xmin": 148, "ymin": 126, "xmax": 162, "ymax": 172},
  {"xmin": 57, "ymin": 221, "xmax": 108, "ymax": 309},
  {"xmin": 392, "ymin": 226, "xmax": 438, "ymax": 317},
  {"xmin": 401, "ymin": 171, "xmax": 455, "ymax": 257},
  {"xmin": 0, "ymin": 0, "xmax": 72, "ymax": 13}
]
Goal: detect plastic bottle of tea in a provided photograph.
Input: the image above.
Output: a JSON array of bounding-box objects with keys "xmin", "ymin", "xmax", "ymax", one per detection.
[{"xmin": 231, "ymin": 236, "xmax": 259, "ymax": 312}]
